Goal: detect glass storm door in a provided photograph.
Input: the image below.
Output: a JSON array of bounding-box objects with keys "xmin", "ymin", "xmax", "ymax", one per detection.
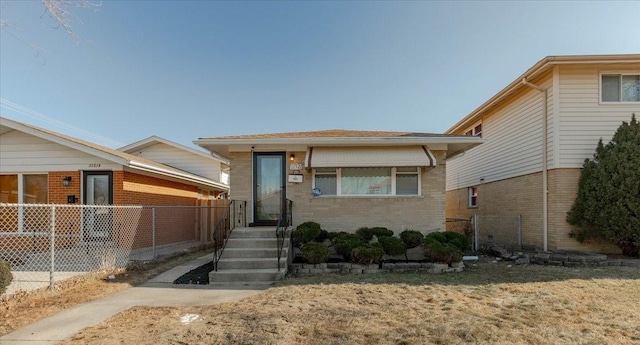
[
  {"xmin": 83, "ymin": 172, "xmax": 113, "ymax": 239},
  {"xmin": 253, "ymin": 153, "xmax": 285, "ymax": 226}
]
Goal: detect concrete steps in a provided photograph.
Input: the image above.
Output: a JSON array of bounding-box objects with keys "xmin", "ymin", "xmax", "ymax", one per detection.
[{"xmin": 209, "ymin": 226, "xmax": 290, "ymax": 286}]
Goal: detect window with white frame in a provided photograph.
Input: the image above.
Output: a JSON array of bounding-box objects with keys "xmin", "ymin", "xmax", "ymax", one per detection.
[
  {"xmin": 601, "ymin": 73, "xmax": 640, "ymax": 102},
  {"xmin": 468, "ymin": 186, "xmax": 478, "ymax": 207},
  {"xmin": 312, "ymin": 167, "xmax": 420, "ymax": 196},
  {"xmin": 465, "ymin": 123, "xmax": 482, "ymax": 137},
  {"xmin": 0, "ymin": 174, "xmax": 48, "ymax": 203}
]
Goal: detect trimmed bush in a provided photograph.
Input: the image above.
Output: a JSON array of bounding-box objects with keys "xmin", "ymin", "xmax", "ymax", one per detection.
[
  {"xmin": 378, "ymin": 236, "xmax": 406, "ymax": 256},
  {"xmin": 0, "ymin": 259, "xmax": 13, "ymax": 295},
  {"xmin": 443, "ymin": 232, "xmax": 470, "ymax": 251},
  {"xmin": 351, "ymin": 245, "xmax": 385, "ymax": 265},
  {"xmin": 355, "ymin": 227, "xmax": 375, "ymax": 241},
  {"xmin": 400, "ymin": 230, "xmax": 424, "ymax": 249},
  {"xmin": 327, "ymin": 231, "xmax": 349, "ymax": 241},
  {"xmin": 370, "ymin": 227, "xmax": 394, "ymax": 238},
  {"xmin": 292, "ymin": 221, "xmax": 322, "ymax": 248},
  {"xmin": 301, "ymin": 242, "xmax": 329, "ymax": 264},
  {"xmin": 334, "ymin": 234, "xmax": 366, "ymax": 261},
  {"xmin": 315, "ymin": 229, "xmax": 329, "ymax": 243},
  {"xmin": 423, "ymin": 232, "xmax": 465, "ymax": 264}
]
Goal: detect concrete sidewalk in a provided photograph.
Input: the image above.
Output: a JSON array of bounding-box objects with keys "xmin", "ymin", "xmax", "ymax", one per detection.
[{"xmin": 0, "ymin": 255, "xmax": 267, "ymax": 345}]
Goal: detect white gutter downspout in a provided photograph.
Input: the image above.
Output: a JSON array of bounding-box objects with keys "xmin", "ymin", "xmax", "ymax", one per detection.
[{"xmin": 522, "ymin": 78, "xmax": 548, "ymax": 251}]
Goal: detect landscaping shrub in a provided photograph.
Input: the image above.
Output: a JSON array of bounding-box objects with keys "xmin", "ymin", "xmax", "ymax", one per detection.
[
  {"xmin": 356, "ymin": 227, "xmax": 394, "ymax": 241},
  {"xmin": 350, "ymin": 244, "xmax": 385, "ymax": 265},
  {"xmin": 292, "ymin": 221, "xmax": 322, "ymax": 248},
  {"xmin": 370, "ymin": 227, "xmax": 394, "ymax": 238},
  {"xmin": 378, "ymin": 236, "xmax": 406, "ymax": 256},
  {"xmin": 301, "ymin": 242, "xmax": 329, "ymax": 264},
  {"xmin": 334, "ymin": 234, "xmax": 366, "ymax": 261},
  {"xmin": 0, "ymin": 259, "xmax": 12, "ymax": 295},
  {"xmin": 423, "ymin": 232, "xmax": 465, "ymax": 264},
  {"xmin": 443, "ymin": 232, "xmax": 470, "ymax": 251},
  {"xmin": 355, "ymin": 227, "xmax": 375, "ymax": 241},
  {"xmin": 314, "ymin": 229, "xmax": 329, "ymax": 243},
  {"xmin": 399, "ymin": 230, "xmax": 424, "ymax": 249},
  {"xmin": 327, "ymin": 231, "xmax": 349, "ymax": 241}
]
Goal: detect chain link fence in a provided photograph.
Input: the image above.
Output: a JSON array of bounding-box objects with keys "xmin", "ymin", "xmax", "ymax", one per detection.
[
  {"xmin": 0, "ymin": 202, "xmax": 243, "ymax": 296},
  {"xmin": 472, "ymin": 214, "xmax": 522, "ymax": 252}
]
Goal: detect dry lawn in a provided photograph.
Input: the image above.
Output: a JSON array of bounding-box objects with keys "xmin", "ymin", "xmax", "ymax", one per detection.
[
  {"xmin": 62, "ymin": 260, "xmax": 640, "ymax": 345},
  {"xmin": 0, "ymin": 248, "xmax": 214, "ymax": 336}
]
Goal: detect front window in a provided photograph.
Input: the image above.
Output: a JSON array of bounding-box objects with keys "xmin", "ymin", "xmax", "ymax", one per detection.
[
  {"xmin": 312, "ymin": 167, "xmax": 420, "ymax": 196},
  {"xmin": 601, "ymin": 74, "xmax": 640, "ymax": 102},
  {"xmin": 0, "ymin": 174, "xmax": 47, "ymax": 203}
]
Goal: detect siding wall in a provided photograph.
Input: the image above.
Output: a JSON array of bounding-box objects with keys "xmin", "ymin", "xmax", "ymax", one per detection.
[
  {"xmin": 0, "ymin": 130, "xmax": 121, "ymax": 172},
  {"xmin": 558, "ymin": 64, "xmax": 640, "ymax": 167},
  {"xmin": 229, "ymin": 150, "xmax": 447, "ymax": 234},
  {"xmin": 446, "ymin": 72, "xmax": 554, "ymax": 191},
  {"xmin": 126, "ymin": 142, "xmax": 223, "ymax": 182}
]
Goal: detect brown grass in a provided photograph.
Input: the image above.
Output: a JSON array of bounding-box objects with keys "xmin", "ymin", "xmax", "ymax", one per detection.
[
  {"xmin": 0, "ymin": 247, "xmax": 214, "ymax": 336},
  {"xmin": 61, "ymin": 260, "xmax": 640, "ymax": 345}
]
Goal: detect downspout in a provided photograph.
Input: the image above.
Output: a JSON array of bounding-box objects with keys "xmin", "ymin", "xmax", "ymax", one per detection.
[{"xmin": 522, "ymin": 78, "xmax": 548, "ymax": 251}]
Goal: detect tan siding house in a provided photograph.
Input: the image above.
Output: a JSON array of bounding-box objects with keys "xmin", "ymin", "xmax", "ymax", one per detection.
[
  {"xmin": 196, "ymin": 130, "xmax": 481, "ymax": 233},
  {"xmin": 445, "ymin": 54, "xmax": 640, "ymax": 253}
]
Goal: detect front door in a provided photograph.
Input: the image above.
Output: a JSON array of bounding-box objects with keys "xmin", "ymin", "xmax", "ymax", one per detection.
[
  {"xmin": 253, "ymin": 153, "xmax": 285, "ymax": 226},
  {"xmin": 83, "ymin": 171, "xmax": 113, "ymax": 240}
]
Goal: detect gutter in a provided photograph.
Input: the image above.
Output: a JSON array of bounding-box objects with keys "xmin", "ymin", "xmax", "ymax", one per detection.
[{"xmin": 521, "ymin": 78, "xmax": 548, "ymax": 252}]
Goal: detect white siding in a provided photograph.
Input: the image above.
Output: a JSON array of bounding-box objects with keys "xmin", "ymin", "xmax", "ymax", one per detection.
[
  {"xmin": 0, "ymin": 130, "xmax": 119, "ymax": 172},
  {"xmin": 446, "ymin": 74, "xmax": 553, "ymax": 191},
  {"xmin": 558, "ymin": 64, "xmax": 640, "ymax": 168},
  {"xmin": 126, "ymin": 143, "xmax": 223, "ymax": 182}
]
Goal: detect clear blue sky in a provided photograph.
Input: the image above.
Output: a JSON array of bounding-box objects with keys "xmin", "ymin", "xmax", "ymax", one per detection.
[{"xmin": 1, "ymin": 1, "xmax": 639, "ymax": 149}]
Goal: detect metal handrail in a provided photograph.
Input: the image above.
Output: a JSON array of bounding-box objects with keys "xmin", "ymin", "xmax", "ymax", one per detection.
[
  {"xmin": 212, "ymin": 200, "xmax": 247, "ymax": 271},
  {"xmin": 276, "ymin": 199, "xmax": 292, "ymax": 271}
]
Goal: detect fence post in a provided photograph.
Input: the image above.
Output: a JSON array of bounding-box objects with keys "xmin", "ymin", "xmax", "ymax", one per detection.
[
  {"xmin": 152, "ymin": 207, "xmax": 156, "ymax": 259},
  {"xmin": 50, "ymin": 205, "xmax": 56, "ymax": 292}
]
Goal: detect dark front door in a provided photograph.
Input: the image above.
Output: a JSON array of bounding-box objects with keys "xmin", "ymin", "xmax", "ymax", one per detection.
[
  {"xmin": 83, "ymin": 171, "xmax": 113, "ymax": 240},
  {"xmin": 253, "ymin": 152, "xmax": 285, "ymax": 226}
]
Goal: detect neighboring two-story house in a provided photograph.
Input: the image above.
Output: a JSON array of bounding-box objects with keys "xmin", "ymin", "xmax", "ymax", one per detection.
[{"xmin": 445, "ymin": 54, "xmax": 640, "ymax": 253}]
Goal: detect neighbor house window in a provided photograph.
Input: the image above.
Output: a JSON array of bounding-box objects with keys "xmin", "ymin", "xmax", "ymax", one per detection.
[
  {"xmin": 468, "ymin": 186, "xmax": 478, "ymax": 207},
  {"xmin": 0, "ymin": 174, "xmax": 48, "ymax": 203},
  {"xmin": 312, "ymin": 167, "xmax": 420, "ymax": 196},
  {"xmin": 465, "ymin": 123, "xmax": 482, "ymax": 137},
  {"xmin": 601, "ymin": 74, "xmax": 640, "ymax": 102}
]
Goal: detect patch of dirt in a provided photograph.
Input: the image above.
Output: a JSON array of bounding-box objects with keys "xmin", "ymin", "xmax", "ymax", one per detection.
[
  {"xmin": 0, "ymin": 247, "xmax": 214, "ymax": 336},
  {"xmin": 61, "ymin": 258, "xmax": 640, "ymax": 345}
]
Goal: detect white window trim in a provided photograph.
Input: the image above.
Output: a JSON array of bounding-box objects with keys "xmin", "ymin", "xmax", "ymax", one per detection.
[
  {"xmin": 468, "ymin": 186, "xmax": 478, "ymax": 208},
  {"xmin": 0, "ymin": 173, "xmax": 48, "ymax": 233},
  {"xmin": 312, "ymin": 167, "xmax": 421, "ymax": 197},
  {"xmin": 599, "ymin": 71, "xmax": 640, "ymax": 104},
  {"xmin": 464, "ymin": 121, "xmax": 483, "ymax": 137}
]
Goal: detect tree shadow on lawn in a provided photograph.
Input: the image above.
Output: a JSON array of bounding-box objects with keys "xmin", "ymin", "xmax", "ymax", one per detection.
[{"xmin": 276, "ymin": 258, "xmax": 640, "ymax": 288}]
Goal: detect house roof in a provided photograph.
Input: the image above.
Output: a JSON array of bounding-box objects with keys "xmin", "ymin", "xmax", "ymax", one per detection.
[
  {"xmin": 119, "ymin": 135, "xmax": 230, "ymax": 165},
  {"xmin": 194, "ymin": 129, "xmax": 482, "ymax": 158},
  {"xmin": 0, "ymin": 116, "xmax": 228, "ymax": 191},
  {"xmin": 445, "ymin": 54, "xmax": 640, "ymax": 134}
]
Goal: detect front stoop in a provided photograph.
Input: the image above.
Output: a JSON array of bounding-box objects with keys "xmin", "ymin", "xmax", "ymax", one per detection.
[{"xmin": 209, "ymin": 226, "xmax": 290, "ymax": 286}]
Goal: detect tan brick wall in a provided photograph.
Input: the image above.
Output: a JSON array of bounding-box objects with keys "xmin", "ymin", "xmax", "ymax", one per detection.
[
  {"xmin": 230, "ymin": 150, "xmax": 447, "ymax": 234},
  {"xmin": 446, "ymin": 169, "xmax": 621, "ymax": 253}
]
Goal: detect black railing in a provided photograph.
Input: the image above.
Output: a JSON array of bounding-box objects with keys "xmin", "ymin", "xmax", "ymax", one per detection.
[
  {"xmin": 276, "ymin": 199, "xmax": 293, "ymax": 271},
  {"xmin": 212, "ymin": 200, "xmax": 247, "ymax": 271}
]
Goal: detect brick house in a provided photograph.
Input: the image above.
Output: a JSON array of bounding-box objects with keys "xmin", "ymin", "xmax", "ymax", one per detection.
[
  {"xmin": 195, "ymin": 130, "xmax": 481, "ymax": 233},
  {"xmin": 445, "ymin": 54, "xmax": 640, "ymax": 253},
  {"xmin": 0, "ymin": 117, "xmax": 229, "ymax": 250}
]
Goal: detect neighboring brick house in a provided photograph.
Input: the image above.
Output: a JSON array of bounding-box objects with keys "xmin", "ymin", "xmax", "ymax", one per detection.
[
  {"xmin": 120, "ymin": 135, "xmax": 230, "ymax": 198},
  {"xmin": 0, "ymin": 116, "xmax": 229, "ymax": 250},
  {"xmin": 195, "ymin": 130, "xmax": 481, "ymax": 233},
  {"xmin": 445, "ymin": 54, "xmax": 640, "ymax": 253}
]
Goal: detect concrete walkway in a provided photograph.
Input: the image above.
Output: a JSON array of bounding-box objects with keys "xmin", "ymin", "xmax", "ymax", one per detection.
[{"xmin": 0, "ymin": 254, "xmax": 268, "ymax": 345}]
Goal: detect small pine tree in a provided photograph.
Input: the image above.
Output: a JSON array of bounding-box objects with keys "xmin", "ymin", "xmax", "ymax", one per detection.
[{"xmin": 567, "ymin": 114, "xmax": 640, "ymax": 256}]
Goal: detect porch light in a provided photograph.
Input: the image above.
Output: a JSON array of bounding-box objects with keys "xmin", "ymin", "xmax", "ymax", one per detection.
[
  {"xmin": 289, "ymin": 154, "xmax": 295, "ymax": 161},
  {"xmin": 62, "ymin": 176, "xmax": 72, "ymax": 187}
]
